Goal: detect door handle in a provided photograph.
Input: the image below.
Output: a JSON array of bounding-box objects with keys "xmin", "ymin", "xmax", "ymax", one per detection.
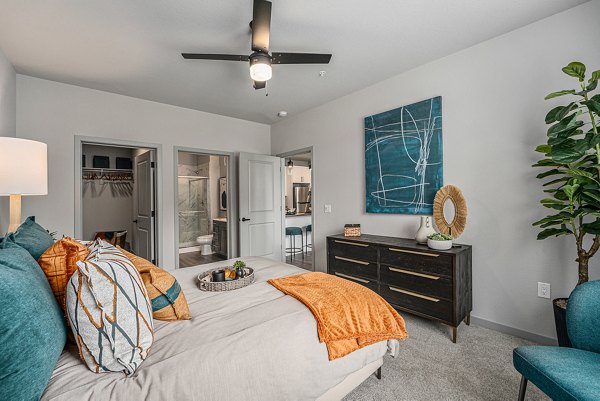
[
  {"xmin": 132, "ymin": 220, "xmax": 138, "ymax": 224},
  {"xmin": 241, "ymin": 217, "xmax": 251, "ymax": 222}
]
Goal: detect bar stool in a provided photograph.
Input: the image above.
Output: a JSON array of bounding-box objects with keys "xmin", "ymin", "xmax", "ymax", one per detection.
[
  {"xmin": 285, "ymin": 227, "xmax": 304, "ymax": 262},
  {"xmin": 304, "ymin": 225, "xmax": 312, "ymax": 254}
]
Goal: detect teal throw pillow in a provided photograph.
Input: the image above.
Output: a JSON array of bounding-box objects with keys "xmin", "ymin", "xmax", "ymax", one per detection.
[{"xmin": 0, "ymin": 240, "xmax": 67, "ymax": 401}]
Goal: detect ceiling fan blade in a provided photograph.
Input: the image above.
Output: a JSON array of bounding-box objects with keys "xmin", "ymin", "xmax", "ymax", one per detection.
[
  {"xmin": 271, "ymin": 52, "xmax": 332, "ymax": 64},
  {"xmin": 182, "ymin": 53, "xmax": 249, "ymax": 61},
  {"xmin": 251, "ymin": 0, "xmax": 271, "ymax": 53},
  {"xmin": 253, "ymin": 80, "xmax": 266, "ymax": 90}
]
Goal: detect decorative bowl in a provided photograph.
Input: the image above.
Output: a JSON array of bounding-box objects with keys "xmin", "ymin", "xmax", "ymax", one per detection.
[{"xmin": 427, "ymin": 238, "xmax": 452, "ymax": 250}]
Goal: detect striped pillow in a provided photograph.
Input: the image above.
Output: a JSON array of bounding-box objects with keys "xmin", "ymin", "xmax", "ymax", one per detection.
[
  {"xmin": 118, "ymin": 247, "xmax": 191, "ymax": 321},
  {"xmin": 66, "ymin": 240, "xmax": 154, "ymax": 375}
]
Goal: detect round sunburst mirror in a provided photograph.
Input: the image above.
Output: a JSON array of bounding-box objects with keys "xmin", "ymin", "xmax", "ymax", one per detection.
[{"xmin": 433, "ymin": 185, "xmax": 467, "ymax": 238}]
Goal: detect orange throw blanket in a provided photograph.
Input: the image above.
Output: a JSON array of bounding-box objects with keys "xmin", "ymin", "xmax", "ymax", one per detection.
[{"xmin": 269, "ymin": 272, "xmax": 408, "ymax": 360}]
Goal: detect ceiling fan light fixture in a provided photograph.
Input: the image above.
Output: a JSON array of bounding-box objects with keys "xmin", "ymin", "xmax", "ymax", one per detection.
[{"xmin": 249, "ymin": 52, "xmax": 272, "ymax": 82}]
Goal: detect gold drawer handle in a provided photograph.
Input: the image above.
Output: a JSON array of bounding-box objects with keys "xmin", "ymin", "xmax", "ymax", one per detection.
[
  {"xmin": 389, "ymin": 286, "xmax": 440, "ymax": 302},
  {"xmin": 334, "ymin": 256, "xmax": 370, "ymax": 266},
  {"xmin": 335, "ymin": 272, "xmax": 369, "ymax": 284},
  {"xmin": 388, "ymin": 267, "xmax": 440, "ymax": 280},
  {"xmin": 389, "ymin": 248, "xmax": 439, "ymax": 258},
  {"xmin": 335, "ymin": 240, "xmax": 369, "ymax": 247}
]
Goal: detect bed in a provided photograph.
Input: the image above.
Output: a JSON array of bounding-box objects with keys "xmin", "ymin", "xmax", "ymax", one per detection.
[{"xmin": 41, "ymin": 257, "xmax": 399, "ymax": 401}]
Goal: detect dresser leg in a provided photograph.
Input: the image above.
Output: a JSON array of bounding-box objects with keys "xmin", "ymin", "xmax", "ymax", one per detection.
[
  {"xmin": 466, "ymin": 312, "xmax": 471, "ymax": 326},
  {"xmin": 452, "ymin": 326, "xmax": 457, "ymax": 343}
]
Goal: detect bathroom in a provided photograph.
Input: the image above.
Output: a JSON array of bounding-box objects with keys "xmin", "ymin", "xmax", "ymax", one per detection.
[{"xmin": 177, "ymin": 150, "xmax": 229, "ymax": 268}]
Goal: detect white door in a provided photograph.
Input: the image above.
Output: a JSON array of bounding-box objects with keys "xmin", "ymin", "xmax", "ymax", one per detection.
[
  {"xmin": 133, "ymin": 151, "xmax": 155, "ymax": 262},
  {"xmin": 239, "ymin": 152, "xmax": 283, "ymax": 261}
]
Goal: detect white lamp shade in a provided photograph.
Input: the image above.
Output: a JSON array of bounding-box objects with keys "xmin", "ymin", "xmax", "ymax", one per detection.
[{"xmin": 0, "ymin": 137, "xmax": 48, "ymax": 195}]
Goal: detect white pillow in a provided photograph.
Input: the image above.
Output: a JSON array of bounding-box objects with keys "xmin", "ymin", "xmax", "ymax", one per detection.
[{"xmin": 66, "ymin": 240, "xmax": 154, "ymax": 375}]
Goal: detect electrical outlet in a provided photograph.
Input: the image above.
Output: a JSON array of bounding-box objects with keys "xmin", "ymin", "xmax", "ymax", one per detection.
[
  {"xmin": 538, "ymin": 282, "xmax": 551, "ymax": 299},
  {"xmin": 324, "ymin": 204, "xmax": 332, "ymax": 213}
]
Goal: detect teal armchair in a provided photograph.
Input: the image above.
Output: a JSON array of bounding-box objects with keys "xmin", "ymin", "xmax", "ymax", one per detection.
[{"xmin": 513, "ymin": 280, "xmax": 600, "ymax": 401}]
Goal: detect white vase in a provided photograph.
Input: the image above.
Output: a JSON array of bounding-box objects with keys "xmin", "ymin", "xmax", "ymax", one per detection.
[{"xmin": 415, "ymin": 216, "xmax": 436, "ymax": 244}]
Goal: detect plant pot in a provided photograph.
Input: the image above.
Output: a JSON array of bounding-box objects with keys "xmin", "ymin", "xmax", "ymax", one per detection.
[
  {"xmin": 427, "ymin": 238, "xmax": 452, "ymax": 250},
  {"xmin": 553, "ymin": 298, "xmax": 572, "ymax": 347}
]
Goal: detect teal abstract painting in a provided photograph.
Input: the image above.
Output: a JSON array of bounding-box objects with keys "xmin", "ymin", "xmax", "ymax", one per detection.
[{"xmin": 365, "ymin": 96, "xmax": 443, "ymax": 214}]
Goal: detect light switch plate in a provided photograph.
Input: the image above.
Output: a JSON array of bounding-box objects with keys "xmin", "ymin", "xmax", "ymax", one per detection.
[{"xmin": 324, "ymin": 204, "xmax": 332, "ymax": 213}]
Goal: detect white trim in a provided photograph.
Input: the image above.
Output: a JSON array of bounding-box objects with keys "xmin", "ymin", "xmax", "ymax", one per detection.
[
  {"xmin": 470, "ymin": 316, "xmax": 557, "ymax": 345},
  {"xmin": 74, "ymin": 135, "xmax": 163, "ymax": 265},
  {"xmin": 173, "ymin": 147, "xmax": 237, "ymax": 269},
  {"xmin": 179, "ymin": 246, "xmax": 201, "ymax": 254}
]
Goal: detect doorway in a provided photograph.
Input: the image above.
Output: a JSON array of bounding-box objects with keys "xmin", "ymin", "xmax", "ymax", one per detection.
[
  {"xmin": 279, "ymin": 148, "xmax": 314, "ymax": 271},
  {"xmin": 175, "ymin": 149, "xmax": 233, "ymax": 268},
  {"xmin": 76, "ymin": 140, "xmax": 159, "ymax": 263}
]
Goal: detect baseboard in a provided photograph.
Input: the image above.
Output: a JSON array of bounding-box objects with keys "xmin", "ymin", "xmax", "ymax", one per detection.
[
  {"xmin": 179, "ymin": 246, "xmax": 200, "ymax": 254},
  {"xmin": 470, "ymin": 316, "xmax": 557, "ymax": 346}
]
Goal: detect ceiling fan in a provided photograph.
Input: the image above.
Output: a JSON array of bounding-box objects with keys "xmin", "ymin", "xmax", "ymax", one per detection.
[{"xmin": 182, "ymin": 0, "xmax": 332, "ymax": 90}]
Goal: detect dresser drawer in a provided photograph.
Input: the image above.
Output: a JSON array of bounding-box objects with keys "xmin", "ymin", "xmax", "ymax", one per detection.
[
  {"xmin": 380, "ymin": 246, "xmax": 452, "ymax": 277},
  {"xmin": 330, "ymin": 255, "xmax": 377, "ymax": 280},
  {"xmin": 380, "ymin": 265, "xmax": 452, "ymax": 301},
  {"xmin": 331, "ymin": 271, "xmax": 379, "ymax": 293},
  {"xmin": 328, "ymin": 239, "xmax": 378, "ymax": 262},
  {"xmin": 381, "ymin": 284, "xmax": 453, "ymax": 323}
]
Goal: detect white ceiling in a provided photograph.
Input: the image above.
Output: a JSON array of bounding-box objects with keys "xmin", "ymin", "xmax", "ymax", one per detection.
[{"xmin": 0, "ymin": 0, "xmax": 588, "ymax": 124}]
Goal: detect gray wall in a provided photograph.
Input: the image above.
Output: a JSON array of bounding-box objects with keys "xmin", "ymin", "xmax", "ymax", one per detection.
[
  {"xmin": 271, "ymin": 1, "xmax": 600, "ymax": 340},
  {"xmin": 0, "ymin": 47, "xmax": 16, "ymax": 233},
  {"xmin": 16, "ymin": 75, "xmax": 271, "ymax": 268}
]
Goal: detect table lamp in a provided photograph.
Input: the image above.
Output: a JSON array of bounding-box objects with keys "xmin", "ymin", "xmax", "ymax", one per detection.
[{"xmin": 0, "ymin": 137, "xmax": 48, "ymax": 233}]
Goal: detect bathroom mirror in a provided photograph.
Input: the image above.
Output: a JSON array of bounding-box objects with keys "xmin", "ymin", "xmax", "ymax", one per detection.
[{"xmin": 433, "ymin": 185, "xmax": 467, "ymax": 238}]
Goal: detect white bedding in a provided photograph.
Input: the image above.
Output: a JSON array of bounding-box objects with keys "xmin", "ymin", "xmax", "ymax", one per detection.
[{"xmin": 42, "ymin": 257, "xmax": 399, "ymax": 401}]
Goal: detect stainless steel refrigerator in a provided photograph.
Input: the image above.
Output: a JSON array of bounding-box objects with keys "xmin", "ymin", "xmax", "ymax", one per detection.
[{"xmin": 293, "ymin": 183, "xmax": 311, "ymax": 214}]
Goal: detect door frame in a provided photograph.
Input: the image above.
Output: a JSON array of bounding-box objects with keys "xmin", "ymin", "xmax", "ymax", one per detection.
[
  {"xmin": 173, "ymin": 147, "xmax": 238, "ymax": 269},
  {"xmin": 276, "ymin": 146, "xmax": 315, "ymax": 271},
  {"xmin": 74, "ymin": 135, "xmax": 163, "ymax": 265}
]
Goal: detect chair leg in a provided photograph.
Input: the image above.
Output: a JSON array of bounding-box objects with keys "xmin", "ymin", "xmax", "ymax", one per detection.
[
  {"xmin": 518, "ymin": 376, "xmax": 527, "ymax": 401},
  {"xmin": 301, "ymin": 234, "xmax": 304, "ymax": 260},
  {"xmin": 375, "ymin": 367, "xmax": 381, "ymax": 380}
]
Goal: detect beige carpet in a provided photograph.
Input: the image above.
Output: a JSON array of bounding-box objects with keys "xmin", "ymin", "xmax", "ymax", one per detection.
[{"xmin": 345, "ymin": 314, "xmax": 549, "ymax": 401}]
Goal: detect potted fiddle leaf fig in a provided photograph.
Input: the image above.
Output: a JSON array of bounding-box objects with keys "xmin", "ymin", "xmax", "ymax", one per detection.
[{"xmin": 533, "ymin": 61, "xmax": 600, "ymax": 346}]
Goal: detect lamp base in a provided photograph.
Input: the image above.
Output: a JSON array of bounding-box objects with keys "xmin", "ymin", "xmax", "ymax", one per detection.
[{"xmin": 8, "ymin": 194, "xmax": 21, "ymax": 233}]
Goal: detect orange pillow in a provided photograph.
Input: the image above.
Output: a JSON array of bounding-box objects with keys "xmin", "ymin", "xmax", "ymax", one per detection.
[
  {"xmin": 38, "ymin": 237, "xmax": 90, "ymax": 311},
  {"xmin": 117, "ymin": 247, "xmax": 191, "ymax": 321}
]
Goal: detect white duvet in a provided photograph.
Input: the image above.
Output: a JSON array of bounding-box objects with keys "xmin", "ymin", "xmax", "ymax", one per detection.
[{"xmin": 42, "ymin": 257, "xmax": 399, "ymax": 401}]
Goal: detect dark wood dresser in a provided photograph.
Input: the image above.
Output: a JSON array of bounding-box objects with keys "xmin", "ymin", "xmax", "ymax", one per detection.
[{"xmin": 327, "ymin": 234, "xmax": 472, "ymax": 342}]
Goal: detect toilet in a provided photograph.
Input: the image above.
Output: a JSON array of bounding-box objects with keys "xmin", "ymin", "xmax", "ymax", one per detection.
[{"xmin": 196, "ymin": 234, "xmax": 214, "ymax": 255}]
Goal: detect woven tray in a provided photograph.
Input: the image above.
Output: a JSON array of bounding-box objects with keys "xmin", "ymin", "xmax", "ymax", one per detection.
[{"xmin": 197, "ymin": 267, "xmax": 255, "ymax": 292}]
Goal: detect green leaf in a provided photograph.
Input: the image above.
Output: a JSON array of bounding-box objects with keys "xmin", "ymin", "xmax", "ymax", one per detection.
[
  {"xmin": 562, "ymin": 62, "xmax": 586, "ymax": 81},
  {"xmin": 582, "ymin": 220, "xmax": 600, "ymax": 235},
  {"xmin": 583, "ymin": 99, "xmax": 600, "ymax": 115},
  {"xmin": 562, "ymin": 183, "xmax": 580, "ymax": 200},
  {"xmin": 533, "ymin": 213, "xmax": 569, "ymax": 226},
  {"xmin": 532, "ymin": 158, "xmax": 559, "ymax": 167},
  {"xmin": 547, "ymin": 114, "xmax": 584, "ymax": 138},
  {"xmin": 551, "ymin": 139, "xmax": 586, "ymax": 163},
  {"xmin": 535, "ymin": 144, "xmax": 552, "ymax": 154},
  {"xmin": 587, "ymin": 80, "xmax": 598, "ymax": 92},
  {"xmin": 545, "ymin": 90, "xmax": 576, "ymax": 100},
  {"xmin": 566, "ymin": 168, "xmax": 597, "ymax": 181},
  {"xmin": 590, "ymin": 70, "xmax": 600, "ymax": 83},
  {"xmin": 536, "ymin": 169, "xmax": 563, "ymax": 179},
  {"xmin": 545, "ymin": 103, "xmax": 578, "ymax": 124},
  {"xmin": 537, "ymin": 227, "xmax": 573, "ymax": 240},
  {"xmin": 540, "ymin": 198, "xmax": 568, "ymax": 210},
  {"xmin": 543, "ymin": 177, "xmax": 568, "ymax": 187}
]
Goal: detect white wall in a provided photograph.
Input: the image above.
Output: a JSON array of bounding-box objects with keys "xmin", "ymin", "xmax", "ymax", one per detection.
[
  {"xmin": 16, "ymin": 75, "xmax": 270, "ymax": 268},
  {"xmin": 0, "ymin": 47, "xmax": 16, "ymax": 232},
  {"xmin": 272, "ymin": 1, "xmax": 600, "ymax": 340}
]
